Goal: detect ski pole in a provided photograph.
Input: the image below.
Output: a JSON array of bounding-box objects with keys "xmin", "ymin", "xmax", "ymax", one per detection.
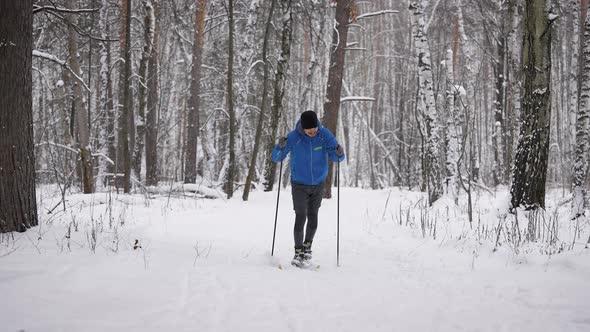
[
  {"xmin": 337, "ymin": 161, "xmax": 340, "ymax": 267},
  {"xmin": 271, "ymin": 159, "xmax": 283, "ymax": 256}
]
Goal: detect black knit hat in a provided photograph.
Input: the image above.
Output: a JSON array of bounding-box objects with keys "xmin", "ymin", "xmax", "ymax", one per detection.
[{"xmin": 301, "ymin": 110, "xmax": 318, "ymax": 129}]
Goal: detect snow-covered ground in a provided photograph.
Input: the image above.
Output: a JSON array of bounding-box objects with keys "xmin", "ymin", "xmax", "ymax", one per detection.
[{"xmin": 1, "ymin": 186, "xmax": 589, "ymax": 332}]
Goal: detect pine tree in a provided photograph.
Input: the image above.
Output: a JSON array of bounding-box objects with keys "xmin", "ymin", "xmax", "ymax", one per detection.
[{"xmin": 0, "ymin": 0, "xmax": 39, "ymax": 232}]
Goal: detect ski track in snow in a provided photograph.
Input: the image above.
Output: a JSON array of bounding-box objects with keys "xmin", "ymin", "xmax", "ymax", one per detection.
[{"xmin": 1, "ymin": 188, "xmax": 589, "ymax": 332}]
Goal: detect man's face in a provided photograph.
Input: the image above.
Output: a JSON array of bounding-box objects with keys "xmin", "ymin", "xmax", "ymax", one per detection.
[{"xmin": 304, "ymin": 127, "xmax": 318, "ymax": 137}]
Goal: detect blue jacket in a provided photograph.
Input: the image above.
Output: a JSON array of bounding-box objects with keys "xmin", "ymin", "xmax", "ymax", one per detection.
[{"xmin": 272, "ymin": 120, "xmax": 345, "ymax": 185}]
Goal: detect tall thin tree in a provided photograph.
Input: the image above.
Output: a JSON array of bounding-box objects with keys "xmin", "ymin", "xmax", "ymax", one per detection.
[
  {"xmin": 243, "ymin": 0, "xmax": 276, "ymax": 200},
  {"xmin": 145, "ymin": 0, "xmax": 159, "ymax": 186},
  {"xmin": 67, "ymin": 0, "xmax": 94, "ymax": 193},
  {"xmin": 133, "ymin": 0, "xmax": 156, "ymax": 182},
  {"xmin": 225, "ymin": 0, "xmax": 236, "ymax": 198},
  {"xmin": 117, "ymin": 0, "xmax": 133, "ymax": 193},
  {"xmin": 185, "ymin": 0, "xmax": 208, "ymax": 184},
  {"xmin": 322, "ymin": 0, "xmax": 355, "ymax": 199},
  {"xmin": 262, "ymin": 0, "xmax": 295, "ymax": 192}
]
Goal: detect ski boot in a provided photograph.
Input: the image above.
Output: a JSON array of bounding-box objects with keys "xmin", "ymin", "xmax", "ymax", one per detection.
[
  {"xmin": 303, "ymin": 241, "xmax": 313, "ymax": 261},
  {"xmin": 291, "ymin": 248, "xmax": 306, "ymax": 268}
]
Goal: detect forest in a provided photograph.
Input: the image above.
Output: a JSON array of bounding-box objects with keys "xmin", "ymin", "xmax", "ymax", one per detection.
[
  {"xmin": 1, "ymin": 1, "xmax": 590, "ymax": 330},
  {"xmin": 5, "ymin": 0, "xmax": 587, "ymax": 233}
]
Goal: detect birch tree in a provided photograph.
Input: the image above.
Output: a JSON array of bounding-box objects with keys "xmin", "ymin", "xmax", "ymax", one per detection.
[
  {"xmin": 410, "ymin": 0, "xmax": 443, "ymax": 205},
  {"xmin": 445, "ymin": 49, "xmax": 460, "ymax": 201},
  {"xmin": 99, "ymin": 0, "xmax": 116, "ymax": 185},
  {"xmin": 572, "ymin": 6, "xmax": 590, "ymax": 222},
  {"xmin": 145, "ymin": 0, "xmax": 159, "ymax": 186}
]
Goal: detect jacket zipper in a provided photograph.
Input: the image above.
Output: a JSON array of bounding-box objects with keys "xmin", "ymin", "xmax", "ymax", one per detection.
[{"xmin": 309, "ymin": 139, "xmax": 314, "ymax": 184}]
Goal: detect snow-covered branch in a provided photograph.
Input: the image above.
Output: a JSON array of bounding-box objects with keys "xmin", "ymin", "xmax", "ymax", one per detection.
[
  {"xmin": 33, "ymin": 50, "xmax": 66, "ymax": 66},
  {"xmin": 340, "ymin": 96, "xmax": 375, "ymax": 102},
  {"xmin": 33, "ymin": 5, "xmax": 99, "ymax": 15},
  {"xmin": 35, "ymin": 141, "xmax": 79, "ymax": 154},
  {"xmin": 33, "ymin": 50, "xmax": 91, "ymax": 92},
  {"xmin": 92, "ymin": 152, "xmax": 115, "ymax": 166},
  {"xmin": 356, "ymin": 10, "xmax": 399, "ymax": 21}
]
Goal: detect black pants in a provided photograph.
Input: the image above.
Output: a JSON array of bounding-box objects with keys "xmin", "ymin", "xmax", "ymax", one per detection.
[{"xmin": 291, "ymin": 182, "xmax": 325, "ymax": 249}]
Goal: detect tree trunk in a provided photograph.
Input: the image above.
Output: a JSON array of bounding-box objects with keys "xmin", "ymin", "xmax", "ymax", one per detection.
[
  {"xmin": 445, "ymin": 49, "xmax": 459, "ymax": 201},
  {"xmin": 225, "ymin": 0, "xmax": 236, "ymax": 198},
  {"xmin": 323, "ymin": 0, "xmax": 354, "ymax": 199},
  {"xmin": 67, "ymin": 0, "xmax": 94, "ymax": 193},
  {"xmin": 410, "ymin": 0, "xmax": 443, "ymax": 205},
  {"xmin": 145, "ymin": 0, "xmax": 159, "ymax": 186},
  {"xmin": 185, "ymin": 0, "xmax": 207, "ymax": 184},
  {"xmin": 493, "ymin": 25, "xmax": 507, "ymax": 186},
  {"xmin": 243, "ymin": 0, "xmax": 276, "ymax": 200},
  {"xmin": 0, "ymin": 0, "xmax": 39, "ymax": 232},
  {"xmin": 510, "ymin": 0, "xmax": 553, "ymax": 210},
  {"xmin": 572, "ymin": 7, "xmax": 590, "ymax": 220},
  {"xmin": 99, "ymin": 0, "xmax": 116, "ymax": 186},
  {"xmin": 133, "ymin": 0, "xmax": 155, "ymax": 182},
  {"xmin": 262, "ymin": 0, "xmax": 294, "ymax": 192},
  {"xmin": 117, "ymin": 0, "xmax": 133, "ymax": 193}
]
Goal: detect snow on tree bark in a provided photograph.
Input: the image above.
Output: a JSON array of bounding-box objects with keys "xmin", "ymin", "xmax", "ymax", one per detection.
[
  {"xmin": 493, "ymin": 0, "xmax": 510, "ymax": 186},
  {"xmin": 510, "ymin": 0, "xmax": 553, "ymax": 210},
  {"xmin": 410, "ymin": 0, "xmax": 443, "ymax": 205},
  {"xmin": 572, "ymin": 6, "xmax": 590, "ymax": 221},
  {"xmin": 145, "ymin": 0, "xmax": 159, "ymax": 187},
  {"xmin": 445, "ymin": 49, "xmax": 460, "ymax": 202},
  {"xmin": 99, "ymin": 0, "xmax": 116, "ymax": 186},
  {"xmin": 0, "ymin": 0, "xmax": 39, "ymax": 233},
  {"xmin": 569, "ymin": 0, "xmax": 581, "ymax": 151}
]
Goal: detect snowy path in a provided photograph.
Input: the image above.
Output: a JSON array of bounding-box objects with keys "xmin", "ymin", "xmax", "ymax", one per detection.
[{"xmin": 1, "ymin": 188, "xmax": 589, "ymax": 332}]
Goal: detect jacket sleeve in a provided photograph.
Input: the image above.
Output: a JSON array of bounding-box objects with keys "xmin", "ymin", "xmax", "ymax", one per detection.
[
  {"xmin": 271, "ymin": 135, "xmax": 291, "ymax": 162},
  {"xmin": 323, "ymin": 129, "xmax": 345, "ymax": 163}
]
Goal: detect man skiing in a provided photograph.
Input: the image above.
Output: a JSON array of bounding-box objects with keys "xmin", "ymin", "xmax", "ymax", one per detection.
[{"xmin": 272, "ymin": 110, "xmax": 345, "ymax": 267}]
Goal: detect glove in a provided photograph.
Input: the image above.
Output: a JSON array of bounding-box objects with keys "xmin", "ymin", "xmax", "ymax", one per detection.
[
  {"xmin": 335, "ymin": 144, "xmax": 344, "ymax": 157},
  {"xmin": 278, "ymin": 137, "xmax": 287, "ymax": 149}
]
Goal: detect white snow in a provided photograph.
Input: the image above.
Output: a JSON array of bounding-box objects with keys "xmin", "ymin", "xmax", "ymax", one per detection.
[
  {"xmin": 33, "ymin": 50, "xmax": 66, "ymax": 66},
  {"xmin": 533, "ymin": 88, "xmax": 548, "ymax": 95},
  {"xmin": 1, "ymin": 186, "xmax": 589, "ymax": 332},
  {"xmin": 453, "ymin": 84, "xmax": 467, "ymax": 97}
]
